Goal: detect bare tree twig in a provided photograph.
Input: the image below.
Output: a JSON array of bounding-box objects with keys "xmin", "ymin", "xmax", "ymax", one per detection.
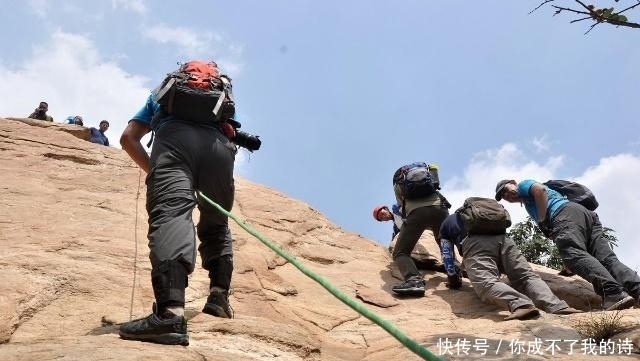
[
  {"xmin": 585, "ymin": 22, "xmax": 598, "ymax": 34},
  {"xmin": 570, "ymin": 16, "xmax": 593, "ymax": 23},
  {"xmin": 530, "ymin": 0, "xmax": 555, "ymax": 14},
  {"xmin": 617, "ymin": 0, "xmax": 640, "ymax": 15},
  {"xmin": 552, "ymin": 5, "xmax": 590, "ymax": 16}
]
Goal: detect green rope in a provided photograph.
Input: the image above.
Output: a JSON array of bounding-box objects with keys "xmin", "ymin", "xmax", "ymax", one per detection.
[{"xmin": 197, "ymin": 191, "xmax": 443, "ymax": 361}]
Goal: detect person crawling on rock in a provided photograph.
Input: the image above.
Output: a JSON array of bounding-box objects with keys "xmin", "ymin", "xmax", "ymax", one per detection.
[{"xmin": 440, "ymin": 197, "xmax": 582, "ymax": 321}]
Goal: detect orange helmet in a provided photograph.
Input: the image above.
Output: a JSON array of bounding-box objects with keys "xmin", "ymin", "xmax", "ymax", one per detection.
[{"xmin": 372, "ymin": 205, "xmax": 388, "ymax": 221}]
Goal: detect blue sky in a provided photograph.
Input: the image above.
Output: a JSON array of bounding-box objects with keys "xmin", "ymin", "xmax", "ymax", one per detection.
[{"xmin": 1, "ymin": 1, "xmax": 639, "ymax": 270}]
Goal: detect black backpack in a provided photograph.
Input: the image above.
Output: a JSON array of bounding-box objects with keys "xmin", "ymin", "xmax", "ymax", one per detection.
[
  {"xmin": 456, "ymin": 197, "xmax": 512, "ymax": 235},
  {"xmin": 393, "ymin": 162, "xmax": 440, "ymax": 200},
  {"xmin": 543, "ymin": 180, "xmax": 599, "ymax": 211}
]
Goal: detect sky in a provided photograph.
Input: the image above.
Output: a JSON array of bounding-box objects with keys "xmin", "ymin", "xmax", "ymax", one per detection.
[{"xmin": 1, "ymin": 1, "xmax": 639, "ymax": 271}]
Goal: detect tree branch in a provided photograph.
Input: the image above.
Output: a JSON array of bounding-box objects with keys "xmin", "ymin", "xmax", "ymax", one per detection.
[{"xmin": 548, "ymin": 1, "xmax": 640, "ymax": 30}]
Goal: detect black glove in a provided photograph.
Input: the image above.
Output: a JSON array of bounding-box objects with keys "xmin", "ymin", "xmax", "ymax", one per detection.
[{"xmin": 536, "ymin": 221, "xmax": 553, "ymax": 238}]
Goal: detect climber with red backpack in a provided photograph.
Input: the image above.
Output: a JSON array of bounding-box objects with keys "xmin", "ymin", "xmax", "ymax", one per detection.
[
  {"xmin": 119, "ymin": 60, "xmax": 260, "ymax": 346},
  {"xmin": 496, "ymin": 179, "xmax": 640, "ymax": 311}
]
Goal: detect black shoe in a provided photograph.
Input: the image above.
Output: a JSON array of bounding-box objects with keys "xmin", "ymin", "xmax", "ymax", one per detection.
[
  {"xmin": 446, "ymin": 274, "xmax": 462, "ymax": 289},
  {"xmin": 202, "ymin": 290, "xmax": 233, "ymax": 318},
  {"xmin": 602, "ymin": 293, "xmax": 635, "ymax": 311},
  {"xmin": 119, "ymin": 308, "xmax": 188, "ymax": 346},
  {"xmin": 504, "ymin": 305, "xmax": 540, "ymax": 321},
  {"xmin": 392, "ymin": 279, "xmax": 425, "ymax": 296}
]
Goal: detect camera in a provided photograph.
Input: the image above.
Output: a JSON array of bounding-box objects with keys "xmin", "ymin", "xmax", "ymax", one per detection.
[
  {"xmin": 232, "ymin": 130, "xmax": 261, "ymax": 152},
  {"xmin": 218, "ymin": 100, "xmax": 261, "ymax": 152}
]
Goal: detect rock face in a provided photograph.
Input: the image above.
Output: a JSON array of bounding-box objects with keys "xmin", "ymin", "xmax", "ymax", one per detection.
[{"xmin": 0, "ymin": 118, "xmax": 638, "ymax": 361}]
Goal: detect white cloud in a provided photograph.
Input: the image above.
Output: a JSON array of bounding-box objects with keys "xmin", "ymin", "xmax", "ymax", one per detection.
[
  {"xmin": 576, "ymin": 154, "xmax": 640, "ymax": 272},
  {"xmin": 112, "ymin": 0, "xmax": 147, "ymax": 14},
  {"xmin": 140, "ymin": 24, "xmax": 243, "ymax": 75},
  {"xmin": 142, "ymin": 24, "xmax": 220, "ymax": 58},
  {"xmin": 531, "ymin": 135, "xmax": 549, "ymax": 153},
  {"xmin": 27, "ymin": 0, "xmax": 50, "ymax": 18},
  {"xmin": 444, "ymin": 144, "xmax": 640, "ymax": 271},
  {"xmin": 0, "ymin": 30, "xmax": 151, "ymax": 149}
]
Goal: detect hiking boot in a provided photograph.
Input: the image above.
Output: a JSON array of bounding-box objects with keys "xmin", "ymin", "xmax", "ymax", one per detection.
[
  {"xmin": 602, "ymin": 293, "xmax": 635, "ymax": 311},
  {"xmin": 504, "ymin": 305, "xmax": 540, "ymax": 321},
  {"xmin": 391, "ymin": 279, "xmax": 425, "ymax": 296},
  {"xmin": 202, "ymin": 290, "xmax": 233, "ymax": 318},
  {"xmin": 552, "ymin": 307, "xmax": 582, "ymax": 315},
  {"xmin": 119, "ymin": 308, "xmax": 188, "ymax": 346},
  {"xmin": 445, "ymin": 274, "xmax": 462, "ymax": 289}
]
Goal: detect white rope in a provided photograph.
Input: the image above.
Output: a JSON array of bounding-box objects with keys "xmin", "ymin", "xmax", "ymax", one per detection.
[{"xmin": 128, "ymin": 168, "xmax": 143, "ymax": 320}]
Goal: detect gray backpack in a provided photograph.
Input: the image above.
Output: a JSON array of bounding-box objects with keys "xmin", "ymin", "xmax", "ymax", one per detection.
[{"xmin": 457, "ymin": 197, "xmax": 511, "ymax": 235}]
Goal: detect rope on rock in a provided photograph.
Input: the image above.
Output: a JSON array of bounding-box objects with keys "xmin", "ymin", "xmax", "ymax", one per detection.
[{"xmin": 197, "ymin": 190, "xmax": 443, "ymax": 361}]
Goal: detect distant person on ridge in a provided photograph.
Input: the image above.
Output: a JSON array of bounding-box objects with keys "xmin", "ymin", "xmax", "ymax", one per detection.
[
  {"xmin": 387, "ymin": 162, "xmax": 451, "ymax": 296},
  {"xmin": 28, "ymin": 101, "xmax": 54, "ymax": 122},
  {"xmin": 119, "ymin": 60, "xmax": 259, "ymax": 346},
  {"xmin": 89, "ymin": 120, "xmax": 109, "ymax": 146},
  {"xmin": 65, "ymin": 115, "xmax": 84, "ymax": 126},
  {"xmin": 440, "ymin": 198, "xmax": 581, "ymax": 320},
  {"xmin": 496, "ymin": 179, "xmax": 640, "ymax": 311}
]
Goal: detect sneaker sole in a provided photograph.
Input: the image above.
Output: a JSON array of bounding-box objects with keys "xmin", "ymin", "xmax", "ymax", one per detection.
[
  {"xmin": 605, "ymin": 296, "xmax": 636, "ymax": 311},
  {"xmin": 202, "ymin": 303, "xmax": 232, "ymax": 318},
  {"xmin": 119, "ymin": 331, "xmax": 189, "ymax": 346},
  {"xmin": 391, "ymin": 288, "xmax": 425, "ymax": 296},
  {"xmin": 504, "ymin": 308, "xmax": 540, "ymax": 321}
]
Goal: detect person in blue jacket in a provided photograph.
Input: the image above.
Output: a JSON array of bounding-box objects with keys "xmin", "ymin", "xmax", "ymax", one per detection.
[
  {"xmin": 496, "ymin": 179, "xmax": 640, "ymax": 311},
  {"xmin": 89, "ymin": 120, "xmax": 109, "ymax": 146}
]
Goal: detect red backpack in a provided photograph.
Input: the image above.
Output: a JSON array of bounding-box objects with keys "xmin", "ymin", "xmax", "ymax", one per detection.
[{"xmin": 153, "ymin": 60, "xmax": 235, "ymax": 125}]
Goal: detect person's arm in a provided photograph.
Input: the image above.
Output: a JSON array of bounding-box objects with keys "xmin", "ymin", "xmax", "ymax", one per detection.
[
  {"xmin": 529, "ymin": 182, "xmax": 549, "ymax": 223},
  {"xmin": 120, "ymin": 121, "xmax": 151, "ymax": 173}
]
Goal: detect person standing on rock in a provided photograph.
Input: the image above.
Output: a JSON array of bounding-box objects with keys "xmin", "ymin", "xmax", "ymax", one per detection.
[
  {"xmin": 388, "ymin": 162, "xmax": 451, "ymax": 296},
  {"xmin": 440, "ymin": 198, "xmax": 582, "ymax": 320},
  {"xmin": 118, "ymin": 60, "xmax": 241, "ymax": 346},
  {"xmin": 373, "ymin": 203, "xmax": 462, "ymax": 289}
]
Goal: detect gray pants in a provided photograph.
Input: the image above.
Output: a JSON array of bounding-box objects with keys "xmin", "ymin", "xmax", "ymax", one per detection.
[
  {"xmin": 392, "ymin": 205, "xmax": 448, "ymax": 281},
  {"xmin": 551, "ymin": 202, "xmax": 640, "ymax": 299},
  {"xmin": 146, "ymin": 121, "xmax": 236, "ymax": 308},
  {"xmin": 462, "ymin": 234, "xmax": 568, "ymax": 313}
]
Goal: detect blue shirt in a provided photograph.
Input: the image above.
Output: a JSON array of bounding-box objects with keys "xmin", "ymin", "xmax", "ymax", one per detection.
[
  {"xmin": 89, "ymin": 128, "xmax": 109, "ymax": 146},
  {"xmin": 438, "ymin": 214, "xmax": 465, "ymax": 253},
  {"xmin": 517, "ymin": 179, "xmax": 568, "ymax": 221},
  {"xmin": 131, "ymin": 93, "xmax": 180, "ymax": 130},
  {"xmin": 390, "ymin": 204, "xmax": 404, "ymax": 237}
]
